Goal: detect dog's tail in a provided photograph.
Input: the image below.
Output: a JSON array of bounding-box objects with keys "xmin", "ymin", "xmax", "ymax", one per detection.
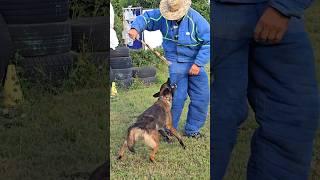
[{"xmin": 117, "ymin": 126, "xmax": 137, "ymax": 160}]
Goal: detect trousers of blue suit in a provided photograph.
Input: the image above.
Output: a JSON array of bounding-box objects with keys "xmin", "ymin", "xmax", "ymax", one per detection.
[
  {"xmin": 212, "ymin": 2, "xmax": 319, "ymax": 180},
  {"xmin": 169, "ymin": 62, "xmax": 209, "ymax": 134}
]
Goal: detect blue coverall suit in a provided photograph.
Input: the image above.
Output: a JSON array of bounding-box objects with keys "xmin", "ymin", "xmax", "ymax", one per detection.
[
  {"xmin": 212, "ymin": 0, "xmax": 319, "ymax": 179},
  {"xmin": 131, "ymin": 8, "xmax": 210, "ymax": 134}
]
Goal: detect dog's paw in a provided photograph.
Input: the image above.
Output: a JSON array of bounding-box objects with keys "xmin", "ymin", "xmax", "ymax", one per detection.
[
  {"xmin": 164, "ymin": 137, "xmax": 174, "ymax": 144},
  {"xmin": 117, "ymin": 155, "xmax": 122, "ymax": 160},
  {"xmin": 149, "ymin": 157, "xmax": 156, "ymax": 163},
  {"xmin": 128, "ymin": 147, "xmax": 135, "ymax": 154},
  {"xmin": 179, "ymin": 141, "xmax": 186, "ymax": 149}
]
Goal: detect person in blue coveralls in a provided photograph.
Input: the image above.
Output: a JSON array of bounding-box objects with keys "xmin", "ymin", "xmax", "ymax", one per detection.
[
  {"xmin": 129, "ymin": 0, "xmax": 210, "ymax": 138},
  {"xmin": 212, "ymin": 0, "xmax": 319, "ymax": 180}
]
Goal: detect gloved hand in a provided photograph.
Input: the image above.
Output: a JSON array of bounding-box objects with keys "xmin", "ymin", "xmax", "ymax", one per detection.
[
  {"xmin": 128, "ymin": 28, "xmax": 139, "ymax": 40},
  {"xmin": 189, "ymin": 64, "xmax": 200, "ymax": 76},
  {"xmin": 254, "ymin": 7, "xmax": 290, "ymax": 43}
]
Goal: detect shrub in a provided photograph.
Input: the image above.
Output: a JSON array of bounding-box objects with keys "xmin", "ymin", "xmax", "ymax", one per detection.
[
  {"xmin": 130, "ymin": 48, "xmax": 164, "ymax": 67},
  {"xmin": 70, "ymin": 0, "xmax": 108, "ymax": 18}
]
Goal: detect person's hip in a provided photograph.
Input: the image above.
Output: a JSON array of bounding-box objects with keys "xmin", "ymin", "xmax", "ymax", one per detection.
[{"xmin": 213, "ymin": 2, "xmax": 306, "ymax": 40}]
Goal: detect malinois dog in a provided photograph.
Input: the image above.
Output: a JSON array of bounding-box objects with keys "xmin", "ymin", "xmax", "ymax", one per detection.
[{"xmin": 117, "ymin": 78, "xmax": 186, "ymax": 162}]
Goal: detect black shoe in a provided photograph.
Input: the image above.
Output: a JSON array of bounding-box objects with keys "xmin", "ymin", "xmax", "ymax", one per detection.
[{"xmin": 184, "ymin": 132, "xmax": 205, "ymax": 139}]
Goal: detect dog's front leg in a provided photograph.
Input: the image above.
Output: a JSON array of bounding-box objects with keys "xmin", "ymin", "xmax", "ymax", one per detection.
[
  {"xmin": 167, "ymin": 128, "xmax": 186, "ymax": 149},
  {"xmin": 158, "ymin": 129, "xmax": 173, "ymax": 144}
]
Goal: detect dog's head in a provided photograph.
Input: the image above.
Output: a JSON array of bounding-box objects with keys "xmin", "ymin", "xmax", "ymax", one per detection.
[{"xmin": 153, "ymin": 78, "xmax": 177, "ymax": 101}]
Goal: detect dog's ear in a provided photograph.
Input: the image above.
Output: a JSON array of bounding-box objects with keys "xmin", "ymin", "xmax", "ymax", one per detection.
[
  {"xmin": 153, "ymin": 92, "xmax": 160, "ymax": 98},
  {"xmin": 166, "ymin": 78, "xmax": 171, "ymax": 84}
]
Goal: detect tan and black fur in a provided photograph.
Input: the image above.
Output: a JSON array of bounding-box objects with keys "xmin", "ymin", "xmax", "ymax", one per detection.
[{"xmin": 117, "ymin": 78, "xmax": 186, "ymax": 162}]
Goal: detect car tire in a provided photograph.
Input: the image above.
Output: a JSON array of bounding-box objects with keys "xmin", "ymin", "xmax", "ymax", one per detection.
[
  {"xmin": 0, "ymin": 0, "xmax": 69, "ymax": 24},
  {"xmin": 110, "ymin": 57, "xmax": 132, "ymax": 69},
  {"xmin": 17, "ymin": 52, "xmax": 74, "ymax": 83},
  {"xmin": 110, "ymin": 46, "xmax": 129, "ymax": 57},
  {"xmin": 116, "ymin": 78, "xmax": 133, "ymax": 89},
  {"xmin": 137, "ymin": 76, "xmax": 157, "ymax": 85},
  {"xmin": 9, "ymin": 22, "xmax": 71, "ymax": 57},
  {"xmin": 110, "ymin": 67, "xmax": 115, "ymax": 82},
  {"xmin": 70, "ymin": 17, "xmax": 107, "ymax": 51},
  {"xmin": 112, "ymin": 68, "xmax": 132, "ymax": 80},
  {"xmin": 133, "ymin": 66, "xmax": 157, "ymax": 78},
  {"xmin": 0, "ymin": 14, "xmax": 13, "ymax": 85}
]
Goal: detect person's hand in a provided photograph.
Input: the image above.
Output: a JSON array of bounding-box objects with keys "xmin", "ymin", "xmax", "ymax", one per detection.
[
  {"xmin": 254, "ymin": 7, "xmax": 289, "ymax": 43},
  {"xmin": 189, "ymin": 64, "xmax": 200, "ymax": 76},
  {"xmin": 128, "ymin": 28, "xmax": 139, "ymax": 40}
]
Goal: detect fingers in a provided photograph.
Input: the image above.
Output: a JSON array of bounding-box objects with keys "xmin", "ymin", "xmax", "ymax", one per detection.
[
  {"xmin": 268, "ymin": 29, "xmax": 278, "ymax": 43},
  {"xmin": 274, "ymin": 30, "xmax": 285, "ymax": 43},
  {"xmin": 254, "ymin": 22, "xmax": 264, "ymax": 42},
  {"xmin": 255, "ymin": 25, "xmax": 284, "ymax": 43},
  {"xmin": 188, "ymin": 66, "xmax": 200, "ymax": 76},
  {"xmin": 254, "ymin": 7, "xmax": 289, "ymax": 44},
  {"xmin": 194, "ymin": 68, "xmax": 200, "ymax": 75},
  {"xmin": 128, "ymin": 29, "xmax": 138, "ymax": 40}
]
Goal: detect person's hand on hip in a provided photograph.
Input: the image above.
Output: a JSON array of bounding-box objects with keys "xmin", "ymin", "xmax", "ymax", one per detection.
[
  {"xmin": 128, "ymin": 28, "xmax": 139, "ymax": 40},
  {"xmin": 189, "ymin": 64, "xmax": 200, "ymax": 76},
  {"xmin": 254, "ymin": 7, "xmax": 289, "ymax": 44}
]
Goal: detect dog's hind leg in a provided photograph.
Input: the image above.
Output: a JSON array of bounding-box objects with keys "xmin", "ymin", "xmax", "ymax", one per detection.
[
  {"xmin": 127, "ymin": 127, "xmax": 141, "ymax": 153},
  {"xmin": 117, "ymin": 140, "xmax": 127, "ymax": 160},
  {"xmin": 144, "ymin": 131, "xmax": 159, "ymax": 163},
  {"xmin": 118, "ymin": 128, "xmax": 139, "ymax": 160}
]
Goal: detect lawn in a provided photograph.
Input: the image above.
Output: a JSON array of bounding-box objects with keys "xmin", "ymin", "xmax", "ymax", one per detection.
[
  {"xmin": 0, "ymin": 88, "xmax": 107, "ymax": 180},
  {"xmin": 224, "ymin": 1, "xmax": 320, "ymax": 180},
  {"xmin": 110, "ymin": 65, "xmax": 210, "ymax": 179}
]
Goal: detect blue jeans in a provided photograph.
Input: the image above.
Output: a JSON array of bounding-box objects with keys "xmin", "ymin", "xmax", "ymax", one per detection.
[
  {"xmin": 212, "ymin": 2, "xmax": 319, "ymax": 180},
  {"xmin": 169, "ymin": 62, "xmax": 209, "ymax": 134}
]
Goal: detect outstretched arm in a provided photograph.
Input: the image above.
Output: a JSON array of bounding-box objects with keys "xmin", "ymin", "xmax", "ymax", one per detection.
[{"xmin": 131, "ymin": 9, "xmax": 163, "ymax": 32}]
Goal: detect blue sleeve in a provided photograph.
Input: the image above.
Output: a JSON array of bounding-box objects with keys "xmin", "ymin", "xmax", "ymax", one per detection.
[
  {"xmin": 269, "ymin": 0, "xmax": 314, "ymax": 18},
  {"xmin": 131, "ymin": 9, "xmax": 163, "ymax": 33},
  {"xmin": 194, "ymin": 13, "xmax": 210, "ymax": 67}
]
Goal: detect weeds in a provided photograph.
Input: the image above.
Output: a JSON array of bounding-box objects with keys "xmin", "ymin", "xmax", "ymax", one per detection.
[{"xmin": 70, "ymin": 0, "xmax": 108, "ymax": 18}]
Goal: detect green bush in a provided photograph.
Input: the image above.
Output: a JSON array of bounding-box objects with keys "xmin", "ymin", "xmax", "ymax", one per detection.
[
  {"xmin": 70, "ymin": 0, "xmax": 108, "ymax": 18},
  {"xmin": 130, "ymin": 48, "xmax": 164, "ymax": 67},
  {"xmin": 64, "ymin": 52, "xmax": 107, "ymax": 91}
]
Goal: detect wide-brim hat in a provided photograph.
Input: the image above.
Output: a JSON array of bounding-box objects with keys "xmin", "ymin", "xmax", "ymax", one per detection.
[{"xmin": 159, "ymin": 0, "xmax": 192, "ymax": 21}]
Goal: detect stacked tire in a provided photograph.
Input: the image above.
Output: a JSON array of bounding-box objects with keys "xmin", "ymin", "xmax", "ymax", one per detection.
[
  {"xmin": 110, "ymin": 47, "xmax": 133, "ymax": 89},
  {"xmin": 70, "ymin": 17, "xmax": 108, "ymax": 69},
  {"xmin": 132, "ymin": 66, "xmax": 157, "ymax": 85},
  {"xmin": 0, "ymin": 14, "xmax": 13, "ymax": 85},
  {"xmin": 0, "ymin": 0, "xmax": 73, "ymax": 85}
]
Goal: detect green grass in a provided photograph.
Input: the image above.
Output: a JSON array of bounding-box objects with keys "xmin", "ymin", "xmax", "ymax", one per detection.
[
  {"xmin": 0, "ymin": 88, "xmax": 107, "ymax": 180},
  {"xmin": 110, "ymin": 65, "xmax": 210, "ymax": 179},
  {"xmin": 224, "ymin": 2, "xmax": 320, "ymax": 180}
]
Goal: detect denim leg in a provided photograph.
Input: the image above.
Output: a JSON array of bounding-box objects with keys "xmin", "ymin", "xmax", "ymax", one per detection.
[
  {"xmin": 184, "ymin": 68, "xmax": 210, "ymax": 134},
  {"xmin": 212, "ymin": 38, "xmax": 250, "ymax": 180},
  {"xmin": 247, "ymin": 31, "xmax": 320, "ymax": 180},
  {"xmin": 170, "ymin": 72, "xmax": 188, "ymax": 129},
  {"xmin": 211, "ymin": 2, "xmax": 258, "ymax": 179}
]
